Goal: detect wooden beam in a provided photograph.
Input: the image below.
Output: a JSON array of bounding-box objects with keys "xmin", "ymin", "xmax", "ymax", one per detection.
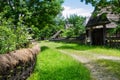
[
  {"xmin": 103, "ymin": 24, "xmax": 106, "ymax": 45},
  {"xmin": 90, "ymin": 27, "xmax": 93, "ymax": 45}
]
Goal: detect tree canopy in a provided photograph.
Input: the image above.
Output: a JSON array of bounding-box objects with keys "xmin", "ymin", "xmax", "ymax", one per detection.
[
  {"xmin": 0, "ymin": 0, "xmax": 64, "ymax": 39},
  {"xmin": 62, "ymin": 14, "xmax": 85, "ymax": 38},
  {"xmin": 0, "ymin": 0, "xmax": 64, "ymax": 53}
]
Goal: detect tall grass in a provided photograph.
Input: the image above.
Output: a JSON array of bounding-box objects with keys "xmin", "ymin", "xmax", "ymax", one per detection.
[{"xmin": 27, "ymin": 41, "xmax": 91, "ymax": 80}]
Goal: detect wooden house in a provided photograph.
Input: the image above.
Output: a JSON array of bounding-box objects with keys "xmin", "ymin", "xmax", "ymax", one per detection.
[{"xmin": 85, "ymin": 6, "xmax": 120, "ymax": 46}]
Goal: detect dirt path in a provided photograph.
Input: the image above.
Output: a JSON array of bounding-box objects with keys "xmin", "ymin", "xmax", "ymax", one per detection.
[{"xmin": 59, "ymin": 50, "xmax": 120, "ymax": 80}]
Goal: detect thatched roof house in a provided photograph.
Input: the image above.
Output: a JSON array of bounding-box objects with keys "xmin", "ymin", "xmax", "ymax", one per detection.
[{"xmin": 85, "ymin": 6, "xmax": 120, "ymax": 45}]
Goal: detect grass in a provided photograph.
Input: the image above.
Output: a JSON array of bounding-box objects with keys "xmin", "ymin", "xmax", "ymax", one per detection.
[
  {"xmin": 96, "ymin": 59, "xmax": 120, "ymax": 79},
  {"xmin": 47, "ymin": 41, "xmax": 120, "ymax": 79},
  {"xmin": 27, "ymin": 41, "xmax": 91, "ymax": 80},
  {"xmin": 28, "ymin": 41, "xmax": 120, "ymax": 80},
  {"xmin": 47, "ymin": 41, "xmax": 120, "ymax": 57},
  {"xmin": 89, "ymin": 47, "xmax": 120, "ymax": 57}
]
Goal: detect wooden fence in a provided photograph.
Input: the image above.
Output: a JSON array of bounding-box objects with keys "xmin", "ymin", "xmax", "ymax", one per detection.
[{"xmin": 106, "ymin": 37, "xmax": 120, "ymax": 48}]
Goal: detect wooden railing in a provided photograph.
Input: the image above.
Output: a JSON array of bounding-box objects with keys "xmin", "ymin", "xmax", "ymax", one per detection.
[{"xmin": 106, "ymin": 37, "xmax": 120, "ymax": 48}]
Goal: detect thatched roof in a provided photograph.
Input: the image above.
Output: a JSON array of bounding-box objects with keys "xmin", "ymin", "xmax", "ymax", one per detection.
[
  {"xmin": 86, "ymin": 6, "xmax": 119, "ymax": 28},
  {"xmin": 86, "ymin": 14, "xmax": 110, "ymax": 27}
]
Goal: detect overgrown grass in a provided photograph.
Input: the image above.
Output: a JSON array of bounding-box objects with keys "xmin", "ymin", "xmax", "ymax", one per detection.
[
  {"xmin": 27, "ymin": 41, "xmax": 91, "ymax": 80},
  {"xmin": 46, "ymin": 41, "xmax": 120, "ymax": 57},
  {"xmin": 96, "ymin": 59, "xmax": 120, "ymax": 79}
]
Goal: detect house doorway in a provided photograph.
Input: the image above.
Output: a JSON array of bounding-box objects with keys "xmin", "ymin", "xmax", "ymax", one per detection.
[{"xmin": 92, "ymin": 28, "xmax": 104, "ymax": 45}]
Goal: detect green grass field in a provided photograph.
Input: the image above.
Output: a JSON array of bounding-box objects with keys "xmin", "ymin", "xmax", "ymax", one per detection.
[
  {"xmin": 27, "ymin": 41, "xmax": 91, "ymax": 80},
  {"xmin": 28, "ymin": 41, "xmax": 120, "ymax": 80},
  {"xmin": 50, "ymin": 41, "xmax": 120, "ymax": 57}
]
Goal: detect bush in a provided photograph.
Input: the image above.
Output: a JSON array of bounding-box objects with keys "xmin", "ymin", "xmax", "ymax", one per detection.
[
  {"xmin": 0, "ymin": 16, "xmax": 31, "ymax": 54},
  {"xmin": 15, "ymin": 26, "xmax": 30, "ymax": 49},
  {"xmin": 62, "ymin": 28, "xmax": 74, "ymax": 38},
  {"xmin": 31, "ymin": 25, "xmax": 40, "ymax": 39},
  {"xmin": 0, "ymin": 25, "xmax": 31, "ymax": 54},
  {"xmin": 0, "ymin": 26, "xmax": 16, "ymax": 54}
]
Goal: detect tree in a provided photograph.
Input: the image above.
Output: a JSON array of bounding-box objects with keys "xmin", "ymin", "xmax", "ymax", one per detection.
[
  {"xmin": 0, "ymin": 0, "xmax": 64, "ymax": 39},
  {"xmin": 37, "ymin": 0, "xmax": 64, "ymax": 39},
  {"xmin": 0, "ymin": 0, "xmax": 64, "ymax": 53},
  {"xmin": 62, "ymin": 14, "xmax": 85, "ymax": 38},
  {"xmin": 54, "ymin": 13, "xmax": 65, "ymax": 29}
]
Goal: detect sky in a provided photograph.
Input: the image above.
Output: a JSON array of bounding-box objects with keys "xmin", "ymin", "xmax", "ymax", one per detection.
[{"xmin": 62, "ymin": 0, "xmax": 94, "ymax": 18}]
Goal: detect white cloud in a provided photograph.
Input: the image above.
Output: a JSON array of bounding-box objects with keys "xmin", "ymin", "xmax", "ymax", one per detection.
[{"xmin": 62, "ymin": 5, "xmax": 92, "ymax": 18}]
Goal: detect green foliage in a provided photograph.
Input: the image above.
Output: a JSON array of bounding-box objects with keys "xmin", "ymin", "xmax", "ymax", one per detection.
[
  {"xmin": 0, "ymin": 24, "xmax": 30, "ymax": 54},
  {"xmin": 31, "ymin": 25, "xmax": 40, "ymax": 39},
  {"xmin": 0, "ymin": 26, "xmax": 16, "ymax": 54},
  {"xmin": 54, "ymin": 14, "xmax": 65, "ymax": 27},
  {"xmin": 62, "ymin": 14, "xmax": 85, "ymax": 37},
  {"xmin": 107, "ymin": 24, "xmax": 120, "ymax": 36},
  {"xmin": 0, "ymin": 26, "xmax": 30, "ymax": 54},
  {"xmin": 0, "ymin": 17, "xmax": 30, "ymax": 54},
  {"xmin": 37, "ymin": 0, "xmax": 64, "ymax": 39},
  {"xmin": 0, "ymin": 0, "xmax": 64, "ymax": 39},
  {"xmin": 62, "ymin": 27, "xmax": 74, "ymax": 37},
  {"xmin": 15, "ymin": 26, "xmax": 30, "ymax": 49},
  {"xmin": 116, "ymin": 24, "xmax": 120, "ymax": 32},
  {"xmin": 39, "ymin": 21, "xmax": 64, "ymax": 40},
  {"xmin": 0, "ymin": 0, "xmax": 64, "ymax": 53}
]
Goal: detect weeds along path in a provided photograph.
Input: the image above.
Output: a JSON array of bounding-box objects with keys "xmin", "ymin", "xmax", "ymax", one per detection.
[{"xmin": 58, "ymin": 50, "xmax": 120, "ymax": 80}]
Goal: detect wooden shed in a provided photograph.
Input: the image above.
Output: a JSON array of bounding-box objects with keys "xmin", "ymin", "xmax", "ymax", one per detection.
[{"xmin": 85, "ymin": 6, "xmax": 120, "ymax": 46}]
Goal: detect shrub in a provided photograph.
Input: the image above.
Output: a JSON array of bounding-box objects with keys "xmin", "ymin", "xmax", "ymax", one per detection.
[
  {"xmin": 0, "ymin": 25, "xmax": 31, "ymax": 54},
  {"xmin": 0, "ymin": 26, "xmax": 16, "ymax": 54},
  {"xmin": 15, "ymin": 26, "xmax": 30, "ymax": 49}
]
